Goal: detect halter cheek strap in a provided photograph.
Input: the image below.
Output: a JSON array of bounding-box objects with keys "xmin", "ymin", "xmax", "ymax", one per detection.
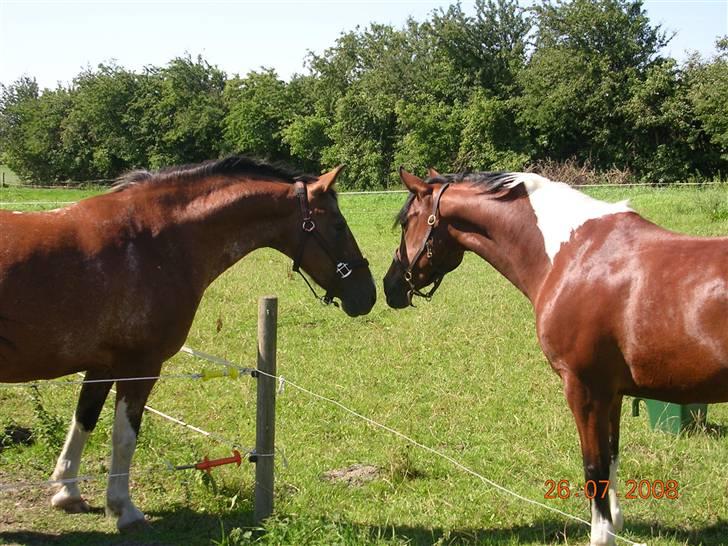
[
  {"xmin": 397, "ymin": 182, "xmax": 451, "ymax": 301},
  {"xmin": 292, "ymin": 180, "xmax": 369, "ymax": 306}
]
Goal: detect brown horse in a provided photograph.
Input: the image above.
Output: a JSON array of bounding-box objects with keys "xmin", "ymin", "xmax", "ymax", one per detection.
[
  {"xmin": 0, "ymin": 156, "xmax": 375, "ymax": 530},
  {"xmin": 384, "ymin": 168, "xmax": 728, "ymax": 546}
]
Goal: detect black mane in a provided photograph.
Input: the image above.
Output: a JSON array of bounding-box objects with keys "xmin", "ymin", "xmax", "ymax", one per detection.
[
  {"xmin": 113, "ymin": 155, "xmax": 314, "ymax": 192},
  {"xmin": 395, "ymin": 171, "xmax": 524, "ymax": 227}
]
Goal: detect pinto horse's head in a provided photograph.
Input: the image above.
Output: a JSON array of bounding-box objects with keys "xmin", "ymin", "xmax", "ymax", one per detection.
[
  {"xmin": 383, "ymin": 168, "xmax": 465, "ymax": 309},
  {"xmin": 289, "ymin": 166, "xmax": 376, "ymax": 317}
]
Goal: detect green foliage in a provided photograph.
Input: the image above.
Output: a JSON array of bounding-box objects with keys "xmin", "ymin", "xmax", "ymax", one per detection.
[
  {"xmin": 28, "ymin": 386, "xmax": 67, "ymax": 451},
  {"xmin": 0, "ymin": 78, "xmax": 73, "ymax": 182},
  {"xmin": 457, "ymin": 90, "xmax": 529, "ymax": 171},
  {"xmin": 145, "ymin": 55, "xmax": 227, "ymax": 168},
  {"xmin": 0, "ymin": 2, "xmax": 726, "ymax": 186},
  {"xmin": 622, "ymin": 59, "xmax": 697, "ymax": 182},
  {"xmin": 428, "ymin": 0, "xmax": 531, "ymax": 95},
  {"xmin": 395, "ymin": 97, "xmax": 463, "ymax": 175},
  {"xmin": 224, "ymin": 69, "xmax": 294, "ymax": 162},
  {"xmin": 61, "ymin": 63, "xmax": 145, "ymax": 179},
  {"xmin": 686, "ymin": 38, "xmax": 728, "ymax": 167},
  {"xmin": 519, "ymin": 0, "xmax": 668, "ymax": 170}
]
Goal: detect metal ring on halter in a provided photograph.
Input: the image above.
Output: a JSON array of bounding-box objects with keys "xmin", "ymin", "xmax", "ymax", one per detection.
[
  {"xmin": 336, "ymin": 262, "xmax": 353, "ymax": 279},
  {"xmin": 292, "ymin": 179, "xmax": 369, "ymax": 308},
  {"xmin": 427, "ymin": 214, "xmax": 436, "ymax": 226}
]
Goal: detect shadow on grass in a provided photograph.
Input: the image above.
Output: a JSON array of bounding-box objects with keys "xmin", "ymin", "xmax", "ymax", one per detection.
[
  {"xmin": 0, "ymin": 505, "xmax": 256, "ymax": 546},
  {"xmin": 358, "ymin": 517, "xmax": 728, "ymax": 545},
  {"xmin": 2, "ymin": 510, "xmax": 727, "ymax": 545},
  {"xmin": 686, "ymin": 420, "xmax": 728, "ymax": 439}
]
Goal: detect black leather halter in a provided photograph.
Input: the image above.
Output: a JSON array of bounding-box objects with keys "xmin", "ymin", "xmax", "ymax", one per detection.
[
  {"xmin": 394, "ymin": 182, "xmax": 451, "ymax": 302},
  {"xmin": 291, "ymin": 180, "xmax": 369, "ymax": 307}
]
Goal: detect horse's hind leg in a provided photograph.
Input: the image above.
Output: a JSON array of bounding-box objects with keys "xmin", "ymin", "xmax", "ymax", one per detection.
[
  {"xmin": 106, "ymin": 374, "xmax": 158, "ymax": 531},
  {"xmin": 563, "ymin": 373, "xmax": 616, "ymax": 546},
  {"xmin": 51, "ymin": 369, "xmax": 113, "ymax": 513}
]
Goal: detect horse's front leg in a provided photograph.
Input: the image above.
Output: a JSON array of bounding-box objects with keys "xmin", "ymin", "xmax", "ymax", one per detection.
[
  {"xmin": 106, "ymin": 374, "xmax": 158, "ymax": 531},
  {"xmin": 608, "ymin": 395, "xmax": 623, "ymax": 531},
  {"xmin": 563, "ymin": 372, "xmax": 617, "ymax": 546},
  {"xmin": 51, "ymin": 369, "xmax": 113, "ymax": 513}
]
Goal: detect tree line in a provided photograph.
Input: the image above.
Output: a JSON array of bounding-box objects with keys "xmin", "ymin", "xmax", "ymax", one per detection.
[{"xmin": 1, "ymin": 0, "xmax": 726, "ymax": 189}]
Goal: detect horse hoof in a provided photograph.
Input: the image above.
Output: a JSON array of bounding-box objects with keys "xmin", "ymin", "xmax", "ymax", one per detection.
[
  {"xmin": 110, "ymin": 502, "xmax": 148, "ymax": 533},
  {"xmin": 51, "ymin": 493, "xmax": 91, "ymax": 514}
]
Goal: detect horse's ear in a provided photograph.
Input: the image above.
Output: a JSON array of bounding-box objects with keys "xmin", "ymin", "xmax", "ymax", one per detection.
[
  {"xmin": 310, "ymin": 165, "xmax": 345, "ymax": 195},
  {"xmin": 427, "ymin": 167, "xmax": 441, "ymax": 178},
  {"xmin": 399, "ymin": 167, "xmax": 431, "ymax": 198}
]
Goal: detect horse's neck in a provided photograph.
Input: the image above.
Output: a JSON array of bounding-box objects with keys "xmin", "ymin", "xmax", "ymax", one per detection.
[
  {"xmin": 443, "ymin": 179, "xmax": 634, "ymax": 302},
  {"xmin": 130, "ymin": 177, "xmax": 294, "ymax": 289},
  {"xmin": 442, "ymin": 185, "xmax": 552, "ymax": 302}
]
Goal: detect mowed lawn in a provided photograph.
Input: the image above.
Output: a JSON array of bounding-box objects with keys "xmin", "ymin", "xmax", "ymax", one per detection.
[{"xmin": 1, "ymin": 183, "xmax": 728, "ymax": 546}]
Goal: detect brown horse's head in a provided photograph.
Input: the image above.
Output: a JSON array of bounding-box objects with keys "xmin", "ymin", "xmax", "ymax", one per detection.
[
  {"xmin": 288, "ymin": 166, "xmax": 376, "ymax": 317},
  {"xmin": 384, "ymin": 168, "xmax": 464, "ymax": 309}
]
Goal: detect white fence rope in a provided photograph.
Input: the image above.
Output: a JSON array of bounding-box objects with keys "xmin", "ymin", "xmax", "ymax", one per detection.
[
  {"xmin": 1, "ymin": 344, "xmax": 646, "ymax": 543},
  {"xmin": 254, "ymin": 369, "xmax": 646, "ymax": 546},
  {"xmin": 0, "ymin": 347, "xmax": 274, "ymax": 493}
]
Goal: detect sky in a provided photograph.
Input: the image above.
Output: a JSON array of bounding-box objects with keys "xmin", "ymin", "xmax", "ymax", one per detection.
[{"xmin": 1, "ymin": 0, "xmax": 726, "ymax": 90}]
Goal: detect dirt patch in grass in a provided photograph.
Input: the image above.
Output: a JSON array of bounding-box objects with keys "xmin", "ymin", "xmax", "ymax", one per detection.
[{"xmin": 321, "ymin": 464, "xmax": 379, "ymax": 486}]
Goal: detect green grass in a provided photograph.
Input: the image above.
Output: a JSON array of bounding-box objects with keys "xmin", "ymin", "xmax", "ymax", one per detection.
[{"xmin": 1, "ymin": 183, "xmax": 728, "ymax": 545}]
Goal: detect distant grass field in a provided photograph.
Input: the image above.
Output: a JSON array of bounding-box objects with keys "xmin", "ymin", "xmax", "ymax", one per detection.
[
  {"xmin": 0, "ymin": 166, "xmax": 22, "ymax": 187},
  {"xmin": 1, "ymin": 183, "xmax": 728, "ymax": 546}
]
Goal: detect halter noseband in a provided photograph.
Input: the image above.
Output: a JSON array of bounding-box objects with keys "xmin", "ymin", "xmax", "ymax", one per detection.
[
  {"xmin": 292, "ymin": 179, "xmax": 369, "ymax": 307},
  {"xmin": 395, "ymin": 182, "xmax": 451, "ymax": 302}
]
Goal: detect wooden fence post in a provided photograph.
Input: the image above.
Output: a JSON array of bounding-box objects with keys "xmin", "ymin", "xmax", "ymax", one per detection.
[{"xmin": 254, "ymin": 295, "xmax": 277, "ymax": 525}]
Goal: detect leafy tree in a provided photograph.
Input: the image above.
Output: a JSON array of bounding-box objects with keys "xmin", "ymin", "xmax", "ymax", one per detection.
[
  {"xmin": 0, "ymin": 78, "xmax": 73, "ymax": 182},
  {"xmin": 223, "ymin": 69, "xmax": 295, "ymax": 163},
  {"xmin": 517, "ymin": 0, "xmax": 671, "ymax": 174},
  {"xmin": 140, "ymin": 55, "xmax": 227, "ymax": 168},
  {"xmin": 687, "ymin": 38, "xmax": 728, "ymax": 170},
  {"xmin": 622, "ymin": 59, "xmax": 699, "ymax": 182},
  {"xmin": 457, "ymin": 90, "xmax": 529, "ymax": 171},
  {"xmin": 428, "ymin": 0, "xmax": 531, "ymax": 96},
  {"xmin": 61, "ymin": 63, "xmax": 144, "ymax": 180},
  {"xmin": 394, "ymin": 96, "xmax": 464, "ymax": 175}
]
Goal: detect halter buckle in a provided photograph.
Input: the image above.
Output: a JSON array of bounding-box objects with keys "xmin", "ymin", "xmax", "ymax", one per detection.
[
  {"xmin": 427, "ymin": 214, "xmax": 436, "ymax": 226},
  {"xmin": 336, "ymin": 262, "xmax": 353, "ymax": 279},
  {"xmin": 302, "ymin": 219, "xmax": 316, "ymax": 232},
  {"xmin": 404, "ymin": 270, "xmax": 412, "ymax": 282}
]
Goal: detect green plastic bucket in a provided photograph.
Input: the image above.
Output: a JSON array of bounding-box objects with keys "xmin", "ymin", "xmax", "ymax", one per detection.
[{"xmin": 632, "ymin": 398, "xmax": 708, "ymax": 434}]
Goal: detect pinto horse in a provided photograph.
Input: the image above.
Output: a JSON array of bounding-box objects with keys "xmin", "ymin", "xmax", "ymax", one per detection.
[
  {"xmin": 383, "ymin": 168, "xmax": 728, "ymax": 546},
  {"xmin": 0, "ymin": 156, "xmax": 375, "ymax": 530}
]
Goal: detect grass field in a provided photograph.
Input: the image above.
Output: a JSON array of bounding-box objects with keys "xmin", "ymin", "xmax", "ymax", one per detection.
[
  {"xmin": 0, "ymin": 166, "xmax": 22, "ymax": 187},
  {"xmin": 1, "ymin": 183, "xmax": 728, "ymax": 546}
]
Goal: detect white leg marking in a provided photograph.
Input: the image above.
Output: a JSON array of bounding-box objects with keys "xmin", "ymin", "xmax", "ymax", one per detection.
[
  {"xmin": 591, "ymin": 500, "xmax": 616, "ymax": 546},
  {"xmin": 51, "ymin": 416, "xmax": 90, "ymax": 511},
  {"xmin": 609, "ymin": 457, "xmax": 623, "ymax": 531},
  {"xmin": 107, "ymin": 399, "xmax": 145, "ymax": 530}
]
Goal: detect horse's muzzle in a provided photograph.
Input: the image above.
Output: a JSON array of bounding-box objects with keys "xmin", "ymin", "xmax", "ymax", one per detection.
[
  {"xmin": 339, "ymin": 272, "xmax": 377, "ymax": 316},
  {"xmin": 383, "ymin": 268, "xmax": 411, "ymax": 309}
]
